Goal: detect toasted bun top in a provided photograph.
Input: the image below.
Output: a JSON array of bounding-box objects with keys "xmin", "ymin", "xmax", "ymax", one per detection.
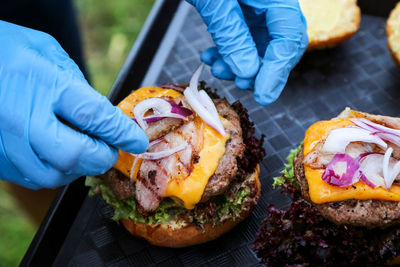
[
  {"xmin": 299, "ymin": 0, "xmax": 361, "ymax": 50},
  {"xmin": 387, "ymin": 2, "xmax": 400, "ymax": 66}
]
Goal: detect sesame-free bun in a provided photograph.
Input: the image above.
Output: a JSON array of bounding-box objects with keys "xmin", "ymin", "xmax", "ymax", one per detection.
[
  {"xmin": 121, "ymin": 166, "xmax": 260, "ymax": 248},
  {"xmin": 387, "ymin": 2, "xmax": 400, "ymax": 66},
  {"xmin": 299, "ymin": 0, "xmax": 361, "ymax": 50}
]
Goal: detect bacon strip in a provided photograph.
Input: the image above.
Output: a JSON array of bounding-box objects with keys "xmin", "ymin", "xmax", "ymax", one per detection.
[
  {"xmin": 136, "ymin": 119, "xmax": 204, "ymax": 213},
  {"xmin": 303, "ymin": 142, "xmax": 375, "ymax": 169}
]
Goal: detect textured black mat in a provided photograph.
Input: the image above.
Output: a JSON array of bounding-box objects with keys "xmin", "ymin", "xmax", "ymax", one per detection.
[{"xmin": 55, "ymin": 8, "xmax": 400, "ymax": 267}]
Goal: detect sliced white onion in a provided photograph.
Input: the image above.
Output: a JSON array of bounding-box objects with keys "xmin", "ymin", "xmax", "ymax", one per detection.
[
  {"xmin": 199, "ymin": 90, "xmax": 219, "ymax": 115},
  {"xmin": 133, "ymin": 98, "xmax": 173, "ymax": 129},
  {"xmin": 359, "ymin": 154, "xmax": 386, "ymax": 188},
  {"xmin": 149, "ymin": 138, "xmax": 163, "ymax": 147},
  {"xmin": 382, "ymin": 147, "xmax": 400, "ymax": 189},
  {"xmin": 131, "ymin": 143, "xmax": 187, "ymax": 160},
  {"xmin": 358, "ymin": 152, "xmax": 400, "ymax": 189},
  {"xmin": 183, "ymin": 64, "xmax": 226, "ymax": 136},
  {"xmin": 390, "ymin": 161, "xmax": 400, "ymax": 186},
  {"xmin": 130, "ymin": 156, "xmax": 140, "ymax": 180},
  {"xmin": 322, "ymin": 127, "xmax": 387, "ymax": 154},
  {"xmin": 383, "ymin": 147, "xmax": 393, "ymax": 189},
  {"xmin": 189, "ymin": 63, "xmax": 204, "ymax": 90}
]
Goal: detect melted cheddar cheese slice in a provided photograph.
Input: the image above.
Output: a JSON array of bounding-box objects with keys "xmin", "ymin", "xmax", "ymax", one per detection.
[
  {"xmin": 164, "ymin": 124, "xmax": 228, "ymax": 209},
  {"xmin": 114, "ymin": 86, "xmax": 229, "ymax": 209},
  {"xmin": 303, "ymin": 118, "xmax": 400, "ymax": 204}
]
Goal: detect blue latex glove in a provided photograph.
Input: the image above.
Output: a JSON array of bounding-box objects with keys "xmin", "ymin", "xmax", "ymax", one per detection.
[
  {"xmin": 187, "ymin": 0, "xmax": 308, "ymax": 105},
  {"xmin": 0, "ymin": 21, "xmax": 149, "ymax": 189}
]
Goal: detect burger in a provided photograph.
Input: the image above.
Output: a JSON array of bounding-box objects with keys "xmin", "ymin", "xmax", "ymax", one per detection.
[
  {"xmin": 86, "ymin": 65, "xmax": 264, "ymax": 247},
  {"xmin": 254, "ymin": 108, "xmax": 400, "ymax": 266}
]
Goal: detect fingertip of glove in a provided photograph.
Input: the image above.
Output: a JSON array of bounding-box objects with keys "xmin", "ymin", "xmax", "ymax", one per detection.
[
  {"xmin": 211, "ymin": 59, "xmax": 235, "ymax": 80},
  {"xmin": 235, "ymin": 77, "xmax": 253, "ymax": 90},
  {"xmin": 254, "ymin": 84, "xmax": 280, "ymax": 106},
  {"xmin": 22, "ymin": 178, "xmax": 42, "ymax": 190},
  {"xmin": 201, "ymin": 47, "xmax": 219, "ymax": 65},
  {"xmin": 123, "ymin": 125, "xmax": 149, "ymax": 154},
  {"xmin": 254, "ymin": 93, "xmax": 274, "ymax": 106},
  {"xmin": 226, "ymin": 49, "xmax": 260, "ymax": 79}
]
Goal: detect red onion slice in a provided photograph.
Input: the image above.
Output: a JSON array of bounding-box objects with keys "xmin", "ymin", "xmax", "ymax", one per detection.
[
  {"xmin": 133, "ymin": 98, "xmax": 192, "ymax": 130},
  {"xmin": 183, "ymin": 64, "xmax": 226, "ymax": 136},
  {"xmin": 133, "ymin": 117, "xmax": 163, "ymax": 124},
  {"xmin": 130, "ymin": 139, "xmax": 185, "ymax": 178},
  {"xmin": 359, "ymin": 153, "xmax": 386, "ymax": 189},
  {"xmin": 322, "ymin": 154, "xmax": 361, "ymax": 187},
  {"xmin": 374, "ymin": 132, "xmax": 400, "ymax": 147},
  {"xmin": 351, "ymin": 118, "xmax": 400, "ymax": 136},
  {"xmin": 322, "ymin": 127, "xmax": 387, "ymax": 154},
  {"xmin": 144, "ymin": 113, "xmax": 187, "ymax": 121},
  {"xmin": 131, "ymin": 143, "xmax": 187, "ymax": 160},
  {"xmin": 133, "ymin": 114, "xmax": 186, "ymax": 125},
  {"xmin": 350, "ymin": 119, "xmax": 379, "ymax": 133},
  {"xmin": 357, "ymin": 152, "xmax": 400, "ymax": 189},
  {"xmin": 351, "ymin": 118, "xmax": 400, "ymax": 146},
  {"xmin": 381, "ymin": 147, "xmax": 400, "ymax": 189},
  {"xmin": 160, "ymin": 83, "xmax": 185, "ymax": 92},
  {"xmin": 133, "ymin": 98, "xmax": 173, "ymax": 129},
  {"xmin": 169, "ymin": 101, "xmax": 193, "ymax": 117},
  {"xmin": 359, "ymin": 173, "xmax": 377, "ymax": 188}
]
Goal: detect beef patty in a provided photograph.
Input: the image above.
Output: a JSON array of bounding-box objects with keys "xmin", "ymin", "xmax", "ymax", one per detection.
[
  {"xmin": 100, "ymin": 98, "xmax": 245, "ymax": 204},
  {"xmin": 99, "ymin": 168, "xmax": 135, "ymax": 201},
  {"xmin": 200, "ymin": 99, "xmax": 245, "ymax": 202},
  {"xmin": 295, "ymin": 146, "xmax": 400, "ymax": 229}
]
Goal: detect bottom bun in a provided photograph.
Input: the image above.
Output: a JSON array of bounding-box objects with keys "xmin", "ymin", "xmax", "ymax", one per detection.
[{"xmin": 121, "ymin": 166, "xmax": 260, "ymax": 248}]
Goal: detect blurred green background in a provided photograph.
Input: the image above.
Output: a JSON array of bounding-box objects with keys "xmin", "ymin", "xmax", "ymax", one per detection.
[{"xmin": 0, "ymin": 0, "xmax": 155, "ymax": 266}]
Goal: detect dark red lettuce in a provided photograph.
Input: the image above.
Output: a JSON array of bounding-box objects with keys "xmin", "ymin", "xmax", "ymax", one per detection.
[{"xmin": 253, "ymin": 172, "xmax": 400, "ymax": 266}]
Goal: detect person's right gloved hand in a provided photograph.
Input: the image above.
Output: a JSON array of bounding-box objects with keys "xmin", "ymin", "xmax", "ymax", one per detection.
[
  {"xmin": 0, "ymin": 21, "xmax": 149, "ymax": 189},
  {"xmin": 187, "ymin": 0, "xmax": 308, "ymax": 106}
]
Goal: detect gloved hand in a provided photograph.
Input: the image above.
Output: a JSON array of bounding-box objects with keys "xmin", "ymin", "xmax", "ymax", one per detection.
[
  {"xmin": 187, "ymin": 0, "xmax": 308, "ymax": 105},
  {"xmin": 0, "ymin": 21, "xmax": 149, "ymax": 189}
]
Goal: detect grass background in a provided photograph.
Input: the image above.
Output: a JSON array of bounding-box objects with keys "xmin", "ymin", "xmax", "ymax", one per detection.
[{"xmin": 0, "ymin": 0, "xmax": 155, "ymax": 266}]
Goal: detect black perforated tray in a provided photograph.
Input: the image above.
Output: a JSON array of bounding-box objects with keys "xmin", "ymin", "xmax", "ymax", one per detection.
[{"xmin": 21, "ymin": 0, "xmax": 400, "ymax": 266}]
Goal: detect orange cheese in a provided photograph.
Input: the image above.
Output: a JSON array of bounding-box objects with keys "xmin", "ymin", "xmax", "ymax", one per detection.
[
  {"xmin": 114, "ymin": 86, "xmax": 229, "ymax": 209},
  {"xmin": 117, "ymin": 86, "xmax": 182, "ymax": 117},
  {"xmin": 164, "ymin": 125, "xmax": 229, "ymax": 209},
  {"xmin": 303, "ymin": 118, "xmax": 354, "ymax": 155},
  {"xmin": 115, "ymin": 86, "xmax": 182, "ymax": 179},
  {"xmin": 303, "ymin": 118, "xmax": 400, "ymax": 204}
]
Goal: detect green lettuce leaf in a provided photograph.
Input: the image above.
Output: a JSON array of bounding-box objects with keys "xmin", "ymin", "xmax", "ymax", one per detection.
[
  {"xmin": 85, "ymin": 175, "xmax": 255, "ymax": 227},
  {"xmin": 272, "ymin": 144, "xmax": 302, "ymax": 189},
  {"xmin": 86, "ymin": 176, "xmax": 185, "ymax": 224}
]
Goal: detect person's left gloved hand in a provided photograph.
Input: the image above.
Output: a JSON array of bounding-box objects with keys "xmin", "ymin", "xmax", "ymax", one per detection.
[{"xmin": 187, "ymin": 0, "xmax": 308, "ymax": 105}]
